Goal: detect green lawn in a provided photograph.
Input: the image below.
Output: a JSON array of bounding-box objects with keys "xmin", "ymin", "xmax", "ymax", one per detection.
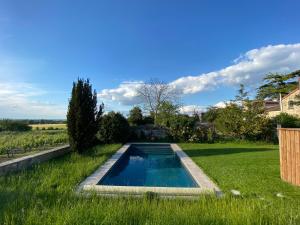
[
  {"xmin": 180, "ymin": 143, "xmax": 300, "ymax": 199},
  {"xmin": 0, "ymin": 143, "xmax": 299, "ymax": 225}
]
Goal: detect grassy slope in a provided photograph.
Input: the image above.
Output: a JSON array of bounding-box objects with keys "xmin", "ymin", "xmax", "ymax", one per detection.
[{"xmin": 0, "ymin": 143, "xmax": 299, "ymax": 225}]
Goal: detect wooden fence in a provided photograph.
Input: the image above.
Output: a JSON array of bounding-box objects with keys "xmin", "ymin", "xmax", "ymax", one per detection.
[{"xmin": 278, "ymin": 128, "xmax": 300, "ymax": 186}]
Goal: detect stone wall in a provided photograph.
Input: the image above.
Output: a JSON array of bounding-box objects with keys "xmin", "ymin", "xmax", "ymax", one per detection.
[{"xmin": 0, "ymin": 145, "xmax": 70, "ymax": 175}]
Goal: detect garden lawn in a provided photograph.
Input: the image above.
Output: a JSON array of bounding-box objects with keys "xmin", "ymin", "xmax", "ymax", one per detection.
[
  {"xmin": 180, "ymin": 142, "xmax": 300, "ymax": 199},
  {"xmin": 0, "ymin": 143, "xmax": 299, "ymax": 225}
]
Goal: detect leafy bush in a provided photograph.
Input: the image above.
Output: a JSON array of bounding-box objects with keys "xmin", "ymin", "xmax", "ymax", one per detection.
[
  {"xmin": 167, "ymin": 114, "xmax": 197, "ymax": 142},
  {"xmin": 0, "ymin": 120, "xmax": 31, "ymax": 132},
  {"xmin": 272, "ymin": 113, "xmax": 300, "ymax": 128},
  {"xmin": 214, "ymin": 104, "xmax": 244, "ymax": 138},
  {"xmin": 213, "ymin": 100, "xmax": 270, "ymax": 140},
  {"xmin": 128, "ymin": 106, "xmax": 143, "ymax": 126},
  {"xmin": 189, "ymin": 126, "xmax": 217, "ymax": 143},
  {"xmin": 142, "ymin": 115, "xmax": 154, "ymax": 125},
  {"xmin": 97, "ymin": 112, "xmax": 130, "ymax": 143}
]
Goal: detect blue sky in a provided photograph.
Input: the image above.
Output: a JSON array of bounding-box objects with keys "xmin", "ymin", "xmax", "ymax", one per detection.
[{"xmin": 0, "ymin": 0, "xmax": 300, "ymax": 119}]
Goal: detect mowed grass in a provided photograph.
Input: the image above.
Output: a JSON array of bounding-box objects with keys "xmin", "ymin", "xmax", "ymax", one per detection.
[
  {"xmin": 0, "ymin": 143, "xmax": 299, "ymax": 225},
  {"xmin": 30, "ymin": 124, "xmax": 67, "ymax": 130},
  {"xmin": 180, "ymin": 143, "xmax": 300, "ymax": 198}
]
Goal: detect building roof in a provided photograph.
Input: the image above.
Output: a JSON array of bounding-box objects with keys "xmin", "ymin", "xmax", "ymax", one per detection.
[
  {"xmin": 265, "ymin": 105, "xmax": 280, "ymax": 112},
  {"xmin": 282, "ymin": 87, "xmax": 300, "ymax": 100}
]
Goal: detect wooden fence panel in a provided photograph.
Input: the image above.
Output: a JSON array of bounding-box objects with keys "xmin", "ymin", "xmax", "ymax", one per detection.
[{"xmin": 278, "ymin": 128, "xmax": 300, "ymax": 186}]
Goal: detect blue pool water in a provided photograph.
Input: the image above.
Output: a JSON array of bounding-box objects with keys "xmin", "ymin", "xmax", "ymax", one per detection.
[{"xmin": 99, "ymin": 144, "xmax": 198, "ymax": 187}]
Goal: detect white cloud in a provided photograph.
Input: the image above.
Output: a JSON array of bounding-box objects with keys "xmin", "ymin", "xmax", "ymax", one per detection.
[
  {"xmin": 0, "ymin": 82, "xmax": 66, "ymax": 119},
  {"xmin": 98, "ymin": 81, "xmax": 144, "ymax": 105},
  {"xmin": 213, "ymin": 101, "xmax": 228, "ymax": 108},
  {"xmin": 98, "ymin": 43, "xmax": 300, "ymax": 105},
  {"xmin": 179, "ymin": 105, "xmax": 205, "ymax": 115},
  {"xmin": 171, "ymin": 43, "xmax": 300, "ymax": 94}
]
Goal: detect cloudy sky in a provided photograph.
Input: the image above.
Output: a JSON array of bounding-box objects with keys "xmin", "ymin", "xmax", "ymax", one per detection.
[{"xmin": 0, "ymin": 0, "xmax": 300, "ymax": 119}]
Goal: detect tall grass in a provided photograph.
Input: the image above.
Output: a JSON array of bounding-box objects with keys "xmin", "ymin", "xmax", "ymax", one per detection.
[{"xmin": 0, "ymin": 143, "xmax": 299, "ymax": 225}]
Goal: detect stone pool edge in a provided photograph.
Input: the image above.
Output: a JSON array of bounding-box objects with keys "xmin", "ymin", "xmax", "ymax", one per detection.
[{"xmin": 77, "ymin": 143, "xmax": 222, "ymax": 197}]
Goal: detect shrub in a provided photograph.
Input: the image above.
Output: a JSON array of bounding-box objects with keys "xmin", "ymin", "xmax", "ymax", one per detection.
[
  {"xmin": 128, "ymin": 106, "xmax": 143, "ymax": 126},
  {"xmin": 167, "ymin": 114, "xmax": 197, "ymax": 142},
  {"xmin": 142, "ymin": 115, "xmax": 154, "ymax": 125},
  {"xmin": 97, "ymin": 112, "xmax": 130, "ymax": 143},
  {"xmin": 189, "ymin": 126, "xmax": 217, "ymax": 143},
  {"xmin": 67, "ymin": 78, "xmax": 103, "ymax": 153},
  {"xmin": 272, "ymin": 113, "xmax": 300, "ymax": 128},
  {"xmin": 0, "ymin": 119, "xmax": 31, "ymax": 132}
]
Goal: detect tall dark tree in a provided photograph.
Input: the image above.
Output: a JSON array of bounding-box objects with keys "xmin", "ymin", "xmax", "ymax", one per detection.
[
  {"xmin": 67, "ymin": 78, "xmax": 103, "ymax": 153},
  {"xmin": 128, "ymin": 106, "xmax": 143, "ymax": 126}
]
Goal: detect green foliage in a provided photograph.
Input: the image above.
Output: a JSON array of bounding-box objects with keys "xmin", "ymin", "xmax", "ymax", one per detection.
[
  {"xmin": 167, "ymin": 114, "xmax": 197, "ymax": 142},
  {"xmin": 273, "ymin": 113, "xmax": 300, "ymax": 128},
  {"xmin": 128, "ymin": 106, "xmax": 143, "ymax": 126},
  {"xmin": 0, "ymin": 130, "xmax": 68, "ymax": 155},
  {"xmin": 215, "ymin": 102, "xmax": 271, "ymax": 140},
  {"xmin": 142, "ymin": 115, "xmax": 154, "ymax": 125},
  {"xmin": 98, "ymin": 112, "xmax": 130, "ymax": 143},
  {"xmin": 0, "ymin": 119, "xmax": 31, "ymax": 132},
  {"xmin": 214, "ymin": 103, "xmax": 245, "ymax": 138},
  {"xmin": 67, "ymin": 78, "xmax": 102, "ymax": 153},
  {"xmin": 209, "ymin": 84, "xmax": 273, "ymax": 141},
  {"xmin": 256, "ymin": 70, "xmax": 300, "ymax": 99},
  {"xmin": 155, "ymin": 101, "xmax": 179, "ymax": 127},
  {"xmin": 189, "ymin": 125, "xmax": 216, "ymax": 143},
  {"xmin": 202, "ymin": 107, "xmax": 221, "ymax": 123},
  {"xmin": 235, "ymin": 84, "xmax": 249, "ymax": 102}
]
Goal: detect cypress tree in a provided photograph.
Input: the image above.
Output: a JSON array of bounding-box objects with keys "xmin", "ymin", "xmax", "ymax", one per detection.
[{"xmin": 67, "ymin": 78, "xmax": 102, "ymax": 153}]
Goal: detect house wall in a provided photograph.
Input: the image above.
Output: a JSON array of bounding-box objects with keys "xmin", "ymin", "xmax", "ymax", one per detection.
[
  {"xmin": 267, "ymin": 110, "xmax": 281, "ymax": 118},
  {"xmin": 282, "ymin": 89, "xmax": 300, "ymax": 118}
]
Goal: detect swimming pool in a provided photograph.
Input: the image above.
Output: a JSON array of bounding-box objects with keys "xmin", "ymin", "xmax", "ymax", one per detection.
[
  {"xmin": 78, "ymin": 143, "xmax": 221, "ymax": 197},
  {"xmin": 99, "ymin": 144, "xmax": 198, "ymax": 187}
]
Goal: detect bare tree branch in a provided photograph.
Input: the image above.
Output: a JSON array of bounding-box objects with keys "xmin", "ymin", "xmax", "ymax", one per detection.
[{"xmin": 136, "ymin": 78, "xmax": 180, "ymax": 123}]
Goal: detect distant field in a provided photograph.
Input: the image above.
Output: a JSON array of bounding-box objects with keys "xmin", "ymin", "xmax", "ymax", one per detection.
[
  {"xmin": 30, "ymin": 124, "xmax": 67, "ymax": 130},
  {"xmin": 0, "ymin": 130, "xmax": 68, "ymax": 162}
]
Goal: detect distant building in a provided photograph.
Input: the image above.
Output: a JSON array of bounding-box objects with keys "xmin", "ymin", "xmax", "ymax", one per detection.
[{"xmin": 267, "ymin": 78, "xmax": 300, "ymax": 118}]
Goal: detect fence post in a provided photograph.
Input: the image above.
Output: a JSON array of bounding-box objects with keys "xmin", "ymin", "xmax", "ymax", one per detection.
[
  {"xmin": 277, "ymin": 124, "xmax": 281, "ymax": 138},
  {"xmin": 278, "ymin": 128, "xmax": 300, "ymax": 186}
]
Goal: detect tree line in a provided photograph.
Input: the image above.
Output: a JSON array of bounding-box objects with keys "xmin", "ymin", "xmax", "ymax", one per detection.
[{"xmin": 67, "ymin": 70, "xmax": 300, "ymax": 153}]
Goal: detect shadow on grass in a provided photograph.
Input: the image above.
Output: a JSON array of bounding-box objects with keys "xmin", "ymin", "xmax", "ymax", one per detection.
[{"xmin": 184, "ymin": 147, "xmax": 275, "ymax": 157}]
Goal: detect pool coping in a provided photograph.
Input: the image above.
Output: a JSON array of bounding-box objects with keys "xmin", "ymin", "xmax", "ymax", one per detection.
[{"xmin": 77, "ymin": 143, "xmax": 221, "ymax": 197}]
